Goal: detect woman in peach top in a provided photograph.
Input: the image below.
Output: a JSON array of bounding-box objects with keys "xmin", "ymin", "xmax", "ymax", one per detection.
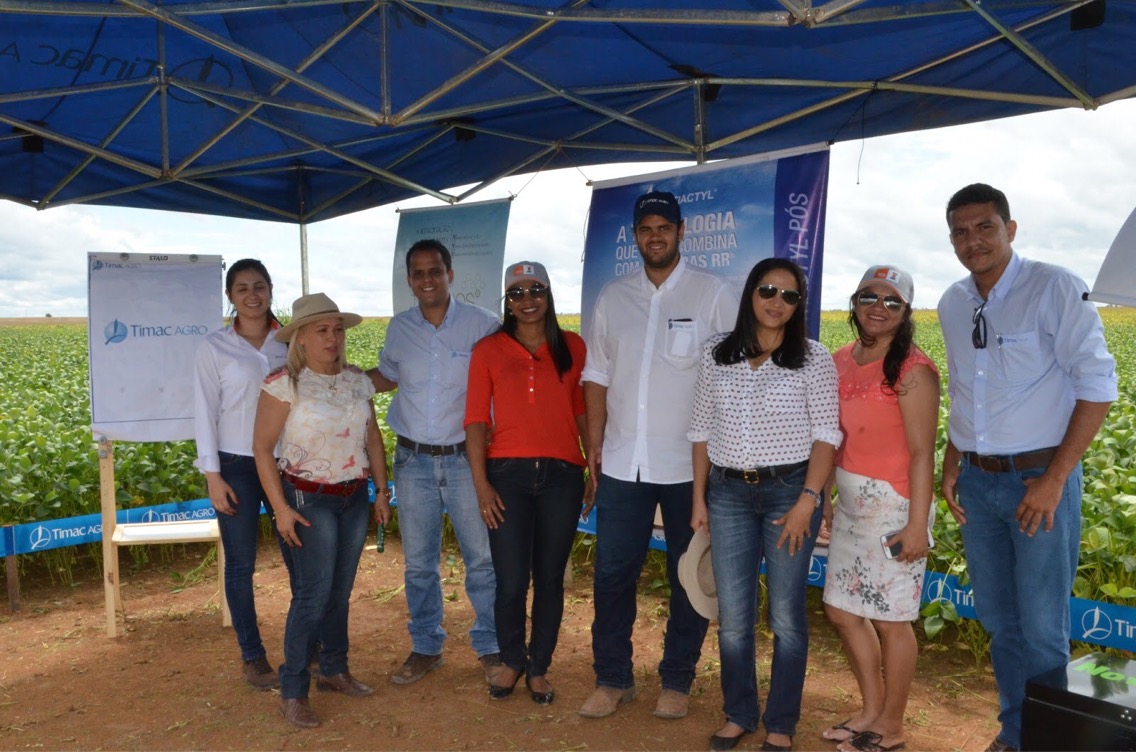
[{"xmin": 821, "ymin": 267, "xmax": 940, "ymax": 752}]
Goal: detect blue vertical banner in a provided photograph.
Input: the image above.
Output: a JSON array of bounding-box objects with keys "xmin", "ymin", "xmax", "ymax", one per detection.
[
  {"xmin": 773, "ymin": 149, "xmax": 829, "ymax": 336},
  {"xmin": 391, "ymin": 198, "xmax": 512, "ymax": 315},
  {"xmin": 580, "ymin": 145, "xmax": 830, "ymax": 338}
]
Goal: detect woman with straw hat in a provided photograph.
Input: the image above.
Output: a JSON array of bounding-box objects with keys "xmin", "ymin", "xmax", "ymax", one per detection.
[{"xmin": 253, "ymin": 292, "xmax": 391, "ymax": 729}]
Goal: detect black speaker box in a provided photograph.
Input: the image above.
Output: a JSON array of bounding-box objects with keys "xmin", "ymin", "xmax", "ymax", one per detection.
[{"xmin": 1023, "ymin": 653, "xmax": 1136, "ymax": 751}]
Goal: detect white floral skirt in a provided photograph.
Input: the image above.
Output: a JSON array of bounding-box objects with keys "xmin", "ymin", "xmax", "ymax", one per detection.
[{"xmin": 821, "ymin": 468, "xmax": 933, "ymax": 622}]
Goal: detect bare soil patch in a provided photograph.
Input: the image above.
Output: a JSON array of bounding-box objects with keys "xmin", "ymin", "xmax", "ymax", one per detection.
[{"xmin": 0, "ymin": 537, "xmax": 999, "ymax": 751}]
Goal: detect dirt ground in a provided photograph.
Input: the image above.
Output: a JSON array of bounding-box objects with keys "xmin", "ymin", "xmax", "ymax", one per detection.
[{"xmin": 0, "ymin": 535, "xmax": 1001, "ymax": 751}]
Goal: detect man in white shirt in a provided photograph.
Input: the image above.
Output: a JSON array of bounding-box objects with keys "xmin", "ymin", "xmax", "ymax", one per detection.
[{"xmin": 579, "ymin": 191, "xmax": 737, "ymax": 720}]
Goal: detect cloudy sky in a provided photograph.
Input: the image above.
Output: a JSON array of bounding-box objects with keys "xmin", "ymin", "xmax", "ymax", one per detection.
[{"xmin": 2, "ymin": 97, "xmax": 1136, "ymax": 318}]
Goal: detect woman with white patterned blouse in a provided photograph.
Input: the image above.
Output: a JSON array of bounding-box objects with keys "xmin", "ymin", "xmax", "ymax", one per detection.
[
  {"xmin": 253, "ymin": 293, "xmax": 391, "ymax": 730},
  {"xmin": 689, "ymin": 258, "xmax": 841, "ymax": 752}
]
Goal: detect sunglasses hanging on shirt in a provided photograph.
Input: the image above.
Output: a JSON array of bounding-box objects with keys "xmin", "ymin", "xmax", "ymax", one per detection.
[{"xmin": 972, "ymin": 301, "xmax": 988, "ymax": 349}]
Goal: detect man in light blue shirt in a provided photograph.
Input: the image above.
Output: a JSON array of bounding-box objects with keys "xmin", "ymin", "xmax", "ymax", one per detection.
[
  {"xmin": 368, "ymin": 239, "xmax": 502, "ymax": 687},
  {"xmin": 937, "ymin": 184, "xmax": 1117, "ymax": 752}
]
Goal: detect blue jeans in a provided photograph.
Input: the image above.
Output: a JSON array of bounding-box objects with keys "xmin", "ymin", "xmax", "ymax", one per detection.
[
  {"xmin": 216, "ymin": 452, "xmax": 297, "ymax": 663},
  {"xmin": 486, "ymin": 458, "xmax": 585, "ymax": 676},
  {"xmin": 707, "ymin": 465, "xmax": 820, "ymax": 735},
  {"xmin": 957, "ymin": 460, "xmax": 1083, "ymax": 749},
  {"xmin": 392, "ymin": 445, "xmax": 498, "ymax": 657},
  {"xmin": 278, "ymin": 478, "xmax": 371, "ymax": 699},
  {"xmin": 591, "ymin": 474, "xmax": 708, "ymax": 693}
]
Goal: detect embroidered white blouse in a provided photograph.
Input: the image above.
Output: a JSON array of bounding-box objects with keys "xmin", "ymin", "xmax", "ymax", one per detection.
[{"xmin": 261, "ymin": 365, "xmax": 376, "ymax": 485}]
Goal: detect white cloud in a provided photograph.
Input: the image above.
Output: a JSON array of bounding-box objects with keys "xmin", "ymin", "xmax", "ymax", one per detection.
[{"xmin": 3, "ymin": 98, "xmax": 1136, "ymax": 317}]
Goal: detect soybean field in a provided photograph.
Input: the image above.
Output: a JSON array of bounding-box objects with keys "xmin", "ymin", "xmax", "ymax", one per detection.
[{"xmin": 2, "ymin": 311, "xmax": 1136, "ymax": 622}]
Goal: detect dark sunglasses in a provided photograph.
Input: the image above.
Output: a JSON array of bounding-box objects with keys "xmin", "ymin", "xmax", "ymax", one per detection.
[
  {"xmin": 855, "ymin": 292, "xmax": 905, "ymax": 312},
  {"xmin": 972, "ymin": 301, "xmax": 988, "ymax": 349},
  {"xmin": 756, "ymin": 284, "xmax": 802, "ymax": 306},
  {"xmin": 505, "ymin": 283, "xmax": 548, "ymax": 302}
]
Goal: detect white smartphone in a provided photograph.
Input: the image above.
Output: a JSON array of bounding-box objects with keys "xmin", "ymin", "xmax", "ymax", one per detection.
[{"xmin": 881, "ymin": 530, "xmax": 904, "ymax": 559}]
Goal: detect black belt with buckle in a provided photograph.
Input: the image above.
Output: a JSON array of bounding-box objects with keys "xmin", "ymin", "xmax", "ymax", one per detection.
[
  {"xmin": 397, "ymin": 435, "xmax": 466, "ymax": 457},
  {"xmin": 963, "ymin": 447, "xmax": 1057, "ymax": 474},
  {"xmin": 717, "ymin": 460, "xmax": 809, "ymax": 484}
]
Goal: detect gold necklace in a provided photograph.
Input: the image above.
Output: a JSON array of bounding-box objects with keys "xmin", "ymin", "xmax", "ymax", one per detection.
[{"xmin": 311, "ymin": 370, "xmax": 339, "ymax": 393}]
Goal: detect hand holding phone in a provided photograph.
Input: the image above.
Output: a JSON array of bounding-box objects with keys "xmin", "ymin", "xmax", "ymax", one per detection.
[{"xmin": 881, "ymin": 530, "xmax": 903, "ymax": 559}]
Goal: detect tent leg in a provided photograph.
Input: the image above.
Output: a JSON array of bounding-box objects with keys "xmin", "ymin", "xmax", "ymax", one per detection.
[{"xmin": 299, "ymin": 222, "xmax": 309, "ymax": 295}]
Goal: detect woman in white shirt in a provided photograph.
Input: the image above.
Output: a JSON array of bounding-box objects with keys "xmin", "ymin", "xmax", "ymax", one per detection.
[
  {"xmin": 193, "ymin": 258, "xmax": 291, "ymax": 690},
  {"xmin": 689, "ymin": 258, "xmax": 841, "ymax": 752},
  {"xmin": 253, "ymin": 293, "xmax": 391, "ymax": 730}
]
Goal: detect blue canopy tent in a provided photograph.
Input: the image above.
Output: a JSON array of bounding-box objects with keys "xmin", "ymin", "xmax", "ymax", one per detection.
[{"xmin": 1, "ymin": 0, "xmax": 1134, "ymax": 226}]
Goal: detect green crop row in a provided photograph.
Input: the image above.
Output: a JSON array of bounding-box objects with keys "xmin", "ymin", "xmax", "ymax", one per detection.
[{"xmin": 0, "ymin": 322, "xmax": 395, "ymax": 529}]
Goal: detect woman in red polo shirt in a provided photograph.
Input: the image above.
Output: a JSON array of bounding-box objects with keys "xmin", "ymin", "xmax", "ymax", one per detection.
[{"xmin": 465, "ymin": 260, "xmax": 590, "ymax": 706}]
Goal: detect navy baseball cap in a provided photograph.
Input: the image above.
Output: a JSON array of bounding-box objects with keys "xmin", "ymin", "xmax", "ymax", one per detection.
[{"xmin": 633, "ymin": 191, "xmax": 682, "ymax": 227}]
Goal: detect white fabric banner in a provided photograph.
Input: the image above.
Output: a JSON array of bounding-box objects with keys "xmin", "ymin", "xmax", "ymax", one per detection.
[
  {"xmin": 88, "ymin": 253, "xmax": 222, "ymax": 442},
  {"xmin": 391, "ymin": 198, "xmax": 511, "ymax": 315},
  {"xmin": 1089, "ymin": 205, "xmax": 1136, "ymax": 308}
]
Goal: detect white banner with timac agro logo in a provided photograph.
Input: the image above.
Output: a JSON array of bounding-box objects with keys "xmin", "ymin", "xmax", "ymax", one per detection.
[{"xmin": 88, "ymin": 253, "xmax": 222, "ymax": 442}]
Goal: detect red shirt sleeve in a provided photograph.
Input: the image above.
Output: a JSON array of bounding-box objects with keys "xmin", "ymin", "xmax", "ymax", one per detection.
[
  {"xmin": 463, "ymin": 336, "xmax": 495, "ymax": 429},
  {"xmin": 568, "ymin": 332, "xmax": 586, "ymax": 417}
]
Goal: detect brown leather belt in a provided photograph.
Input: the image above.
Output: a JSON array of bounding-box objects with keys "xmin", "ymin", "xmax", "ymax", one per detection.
[
  {"xmin": 717, "ymin": 460, "xmax": 809, "ymax": 484},
  {"xmin": 963, "ymin": 447, "xmax": 1057, "ymax": 474},
  {"xmin": 282, "ymin": 473, "xmax": 365, "ymax": 496},
  {"xmin": 397, "ymin": 435, "xmax": 466, "ymax": 456}
]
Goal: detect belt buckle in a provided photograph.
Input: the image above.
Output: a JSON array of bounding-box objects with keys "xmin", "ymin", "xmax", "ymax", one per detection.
[
  {"xmin": 978, "ymin": 455, "xmax": 1004, "ymax": 473},
  {"xmin": 742, "ymin": 469, "xmax": 761, "ymax": 485},
  {"xmin": 429, "ymin": 444, "xmax": 445, "ymax": 457}
]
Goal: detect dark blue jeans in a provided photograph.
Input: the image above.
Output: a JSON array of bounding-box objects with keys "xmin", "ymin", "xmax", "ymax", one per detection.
[
  {"xmin": 216, "ymin": 452, "xmax": 297, "ymax": 663},
  {"xmin": 591, "ymin": 474, "xmax": 708, "ymax": 693},
  {"xmin": 957, "ymin": 460, "xmax": 1083, "ymax": 749},
  {"xmin": 486, "ymin": 457, "xmax": 585, "ymax": 676},
  {"xmin": 278, "ymin": 477, "xmax": 371, "ymax": 699},
  {"xmin": 708, "ymin": 465, "xmax": 820, "ymax": 735}
]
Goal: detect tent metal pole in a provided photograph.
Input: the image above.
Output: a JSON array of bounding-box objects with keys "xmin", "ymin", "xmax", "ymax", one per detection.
[
  {"xmin": 693, "ymin": 80, "xmax": 707, "ymax": 164},
  {"xmin": 117, "ymin": 0, "xmax": 388, "ymax": 124},
  {"xmin": 398, "ymin": 1, "xmax": 694, "ymax": 152},
  {"xmin": 172, "ymin": 2, "xmax": 380, "ymax": 175},
  {"xmin": 300, "ymin": 223, "xmax": 310, "ymax": 296},
  {"xmin": 394, "ymin": 0, "xmax": 587, "ymax": 122},
  {"xmin": 962, "ymin": 0, "xmax": 1094, "ymax": 108},
  {"xmin": 40, "ymin": 87, "xmax": 159, "ymax": 206}
]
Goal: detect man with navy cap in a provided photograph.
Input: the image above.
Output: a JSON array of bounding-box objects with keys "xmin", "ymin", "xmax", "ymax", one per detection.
[{"xmin": 579, "ymin": 191, "xmax": 736, "ymax": 720}]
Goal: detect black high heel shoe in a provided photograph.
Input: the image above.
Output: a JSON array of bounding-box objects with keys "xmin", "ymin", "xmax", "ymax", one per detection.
[
  {"xmin": 526, "ymin": 675, "xmax": 554, "ymax": 705},
  {"xmin": 488, "ymin": 666, "xmax": 525, "ymax": 699}
]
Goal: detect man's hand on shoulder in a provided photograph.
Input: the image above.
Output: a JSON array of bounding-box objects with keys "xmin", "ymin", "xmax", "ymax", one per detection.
[{"xmin": 366, "ymin": 367, "xmax": 398, "ymax": 393}]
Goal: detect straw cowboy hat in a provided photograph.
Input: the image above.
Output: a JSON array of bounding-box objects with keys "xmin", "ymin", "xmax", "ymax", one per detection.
[
  {"xmin": 678, "ymin": 528, "xmax": 717, "ymax": 621},
  {"xmin": 275, "ymin": 292, "xmax": 362, "ymax": 342}
]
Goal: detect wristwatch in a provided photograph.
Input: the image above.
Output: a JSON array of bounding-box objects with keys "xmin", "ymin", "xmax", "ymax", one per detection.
[{"xmin": 801, "ymin": 488, "xmax": 822, "ymax": 508}]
